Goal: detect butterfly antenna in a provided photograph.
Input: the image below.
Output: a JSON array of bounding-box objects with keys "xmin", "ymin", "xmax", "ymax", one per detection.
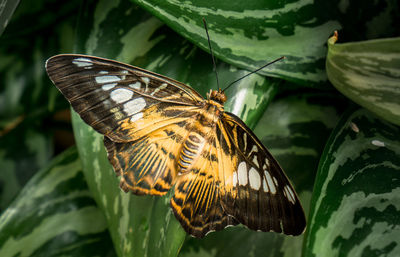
[
  {"xmin": 203, "ymin": 18, "xmax": 220, "ymax": 90},
  {"xmin": 222, "ymin": 56, "xmax": 285, "ymax": 93}
]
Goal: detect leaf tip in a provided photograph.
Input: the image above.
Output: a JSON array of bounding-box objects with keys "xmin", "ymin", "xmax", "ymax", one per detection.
[{"xmin": 328, "ymin": 31, "xmax": 339, "ymax": 45}]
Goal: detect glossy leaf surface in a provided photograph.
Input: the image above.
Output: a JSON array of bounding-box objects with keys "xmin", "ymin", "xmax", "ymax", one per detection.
[
  {"xmin": 0, "ymin": 147, "xmax": 116, "ymax": 257},
  {"xmin": 326, "ymin": 34, "xmax": 400, "ymax": 126},
  {"xmin": 133, "ymin": 0, "xmax": 400, "ymax": 85},
  {"xmin": 304, "ymin": 108, "xmax": 400, "ymax": 257}
]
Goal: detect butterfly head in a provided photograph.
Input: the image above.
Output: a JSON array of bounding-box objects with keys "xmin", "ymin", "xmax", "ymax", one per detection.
[{"xmin": 208, "ymin": 89, "xmax": 227, "ymax": 105}]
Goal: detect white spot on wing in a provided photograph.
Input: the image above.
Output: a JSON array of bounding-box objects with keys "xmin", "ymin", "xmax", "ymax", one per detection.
[
  {"xmin": 232, "ymin": 172, "xmax": 238, "ymax": 187},
  {"xmin": 284, "ymin": 185, "xmax": 296, "ymax": 204},
  {"xmin": 249, "ymin": 167, "xmax": 261, "ymax": 190},
  {"xmin": 102, "ymin": 83, "xmax": 117, "ymax": 91},
  {"xmin": 141, "ymin": 77, "xmax": 150, "ymax": 84},
  {"xmin": 141, "ymin": 77, "xmax": 150, "ymax": 92},
  {"xmin": 264, "ymin": 170, "xmax": 276, "ymax": 194},
  {"xmin": 151, "ymin": 83, "xmax": 168, "ymax": 96},
  {"xmin": 252, "ymin": 155, "xmax": 259, "ymax": 168},
  {"xmin": 123, "ymin": 97, "xmax": 146, "ymax": 115},
  {"xmin": 129, "ymin": 82, "xmax": 141, "ymax": 89},
  {"xmin": 263, "ymin": 178, "xmax": 269, "ymax": 192},
  {"xmin": 120, "ymin": 70, "xmax": 129, "ymax": 79},
  {"xmin": 250, "ymin": 145, "xmax": 258, "ymax": 154},
  {"xmin": 263, "ymin": 163, "xmax": 267, "ymax": 170},
  {"xmin": 72, "ymin": 58, "xmax": 93, "ymax": 67},
  {"xmin": 243, "ymin": 133, "xmax": 247, "ymax": 151},
  {"xmin": 273, "ymin": 176, "xmax": 278, "ymax": 186},
  {"xmin": 238, "ymin": 162, "xmax": 248, "ymax": 186},
  {"xmin": 130, "ymin": 112, "xmax": 143, "ymax": 122},
  {"xmin": 96, "ymin": 75, "xmax": 121, "ymax": 84},
  {"xmin": 283, "ymin": 188, "xmax": 288, "ymax": 198},
  {"xmin": 110, "ymin": 88, "xmax": 133, "ymax": 103}
]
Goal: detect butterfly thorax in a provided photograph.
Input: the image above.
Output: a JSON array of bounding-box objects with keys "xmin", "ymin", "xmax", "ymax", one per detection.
[{"xmin": 207, "ymin": 89, "xmax": 227, "ymax": 105}]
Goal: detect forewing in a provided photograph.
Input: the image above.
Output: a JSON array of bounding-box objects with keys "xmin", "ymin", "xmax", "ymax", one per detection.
[
  {"xmin": 104, "ymin": 123, "xmax": 190, "ymax": 196},
  {"xmin": 45, "ymin": 54, "xmax": 204, "ymax": 142},
  {"xmin": 217, "ymin": 112, "xmax": 306, "ymax": 236}
]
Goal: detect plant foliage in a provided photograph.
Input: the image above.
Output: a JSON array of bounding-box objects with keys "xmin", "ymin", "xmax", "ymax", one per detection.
[{"xmin": 0, "ymin": 0, "xmax": 399, "ymax": 256}]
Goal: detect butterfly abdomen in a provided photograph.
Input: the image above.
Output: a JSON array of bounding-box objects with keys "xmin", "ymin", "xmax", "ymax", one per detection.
[{"xmin": 178, "ymin": 132, "xmax": 205, "ymax": 172}]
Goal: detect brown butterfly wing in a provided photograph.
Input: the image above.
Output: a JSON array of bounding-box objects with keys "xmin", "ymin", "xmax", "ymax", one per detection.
[
  {"xmin": 104, "ymin": 122, "xmax": 191, "ymax": 196},
  {"xmin": 217, "ymin": 112, "xmax": 306, "ymax": 236},
  {"xmin": 45, "ymin": 54, "xmax": 203, "ymax": 143},
  {"xmin": 170, "ymin": 136, "xmax": 238, "ymax": 237},
  {"xmin": 169, "ymin": 111, "xmax": 305, "ymax": 237},
  {"xmin": 46, "ymin": 54, "xmax": 203, "ymax": 196}
]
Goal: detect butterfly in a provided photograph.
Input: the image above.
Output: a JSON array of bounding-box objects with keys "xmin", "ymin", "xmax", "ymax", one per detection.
[{"xmin": 46, "ymin": 54, "xmax": 306, "ymax": 238}]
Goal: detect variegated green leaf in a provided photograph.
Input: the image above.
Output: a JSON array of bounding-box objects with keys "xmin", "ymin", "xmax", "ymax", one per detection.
[
  {"xmin": 0, "ymin": 147, "xmax": 116, "ymax": 257},
  {"xmin": 0, "ymin": 0, "xmax": 78, "ymax": 120},
  {"xmin": 304, "ymin": 108, "xmax": 400, "ymax": 257},
  {"xmin": 224, "ymin": 76, "xmax": 281, "ymax": 130},
  {"xmin": 132, "ymin": 0, "xmax": 400, "ymax": 85},
  {"xmin": 73, "ymin": 3, "xmax": 188, "ymax": 257},
  {"xmin": 326, "ymin": 34, "xmax": 400, "ymax": 126},
  {"xmin": 179, "ymin": 92, "xmax": 346, "ymax": 257},
  {"xmin": 0, "ymin": 0, "xmax": 80, "ymax": 213},
  {"xmin": 75, "ymin": 1, "xmax": 277, "ymax": 128},
  {"xmin": 0, "ymin": 125, "xmax": 53, "ymax": 212},
  {"xmin": 0, "ymin": 0, "xmax": 20, "ymax": 36},
  {"xmin": 71, "ymin": 116, "xmax": 184, "ymax": 257}
]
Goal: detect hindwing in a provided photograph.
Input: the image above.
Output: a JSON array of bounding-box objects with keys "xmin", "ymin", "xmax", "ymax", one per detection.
[
  {"xmin": 170, "ymin": 135, "xmax": 238, "ymax": 237},
  {"xmin": 217, "ymin": 112, "xmax": 306, "ymax": 236},
  {"xmin": 168, "ymin": 112, "xmax": 306, "ymax": 237},
  {"xmin": 104, "ymin": 123, "xmax": 190, "ymax": 196}
]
